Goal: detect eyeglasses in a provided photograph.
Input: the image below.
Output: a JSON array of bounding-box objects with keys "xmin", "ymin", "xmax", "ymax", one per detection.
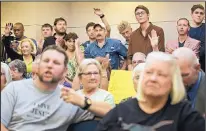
[
  {"xmin": 135, "ymin": 11, "xmax": 146, "ymax": 16},
  {"xmin": 80, "ymin": 71, "xmax": 99, "ymax": 76},
  {"xmin": 132, "ymin": 60, "xmax": 145, "ymax": 64},
  {"xmin": 134, "ymin": 75, "xmax": 140, "ymax": 80}
]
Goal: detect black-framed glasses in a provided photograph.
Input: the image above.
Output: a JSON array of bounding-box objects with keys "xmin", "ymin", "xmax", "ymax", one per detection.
[{"xmin": 80, "ymin": 71, "xmax": 100, "ymax": 76}]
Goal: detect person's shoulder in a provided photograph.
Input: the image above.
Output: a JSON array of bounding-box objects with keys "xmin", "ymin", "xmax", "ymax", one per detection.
[
  {"xmin": 151, "ymin": 23, "xmax": 163, "ymax": 31},
  {"xmin": 117, "ymin": 98, "xmax": 138, "ymax": 109},
  {"xmin": 45, "ymin": 36, "xmax": 56, "ymax": 41},
  {"xmin": 97, "ymin": 88, "xmax": 113, "ymax": 95}
]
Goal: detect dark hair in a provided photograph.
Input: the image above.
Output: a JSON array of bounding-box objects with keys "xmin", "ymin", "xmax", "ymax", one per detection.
[
  {"xmin": 62, "ymin": 32, "xmax": 79, "ymax": 50},
  {"xmin": 86, "ymin": 22, "xmax": 95, "ymax": 31},
  {"xmin": 191, "ymin": 4, "xmax": 204, "ymax": 13},
  {"xmin": 14, "ymin": 22, "xmax": 24, "ymax": 29},
  {"xmin": 177, "ymin": 18, "xmax": 190, "ymax": 27},
  {"xmin": 41, "ymin": 23, "xmax": 53, "ymax": 31},
  {"xmin": 42, "ymin": 45, "xmax": 68, "ymax": 67},
  {"xmin": 134, "ymin": 5, "xmax": 150, "ymax": 14},
  {"xmin": 54, "ymin": 17, "xmax": 67, "ymax": 26}
]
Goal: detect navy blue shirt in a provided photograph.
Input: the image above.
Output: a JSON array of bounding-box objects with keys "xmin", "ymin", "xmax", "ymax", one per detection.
[
  {"xmin": 84, "ymin": 38, "xmax": 127, "ymax": 69},
  {"xmin": 189, "ymin": 23, "xmax": 205, "ymax": 71}
]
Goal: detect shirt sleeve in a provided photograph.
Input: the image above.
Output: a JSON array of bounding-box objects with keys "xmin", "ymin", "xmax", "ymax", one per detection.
[
  {"xmin": 179, "ymin": 101, "xmax": 205, "ymax": 131},
  {"xmin": 116, "ymin": 41, "xmax": 128, "ymax": 59},
  {"xmin": 1, "ymin": 82, "xmax": 17, "ymax": 127},
  {"xmin": 104, "ymin": 93, "xmax": 115, "ymax": 108},
  {"xmin": 72, "ymin": 107, "xmax": 95, "ymax": 123},
  {"xmin": 84, "ymin": 45, "xmax": 92, "ymax": 58}
]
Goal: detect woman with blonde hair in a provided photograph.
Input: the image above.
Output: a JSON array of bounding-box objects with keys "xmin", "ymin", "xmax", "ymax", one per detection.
[
  {"xmin": 96, "ymin": 52, "xmax": 204, "ymax": 131},
  {"xmin": 3, "ymin": 38, "xmax": 36, "ymax": 78},
  {"xmin": 1, "ymin": 62, "xmax": 12, "ymax": 90}
]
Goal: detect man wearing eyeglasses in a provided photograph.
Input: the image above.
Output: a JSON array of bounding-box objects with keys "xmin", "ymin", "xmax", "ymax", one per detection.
[
  {"xmin": 127, "ymin": 5, "xmax": 165, "ymax": 69},
  {"xmin": 128, "ymin": 52, "xmax": 146, "ymax": 71},
  {"xmin": 189, "ymin": 4, "xmax": 205, "ymax": 72}
]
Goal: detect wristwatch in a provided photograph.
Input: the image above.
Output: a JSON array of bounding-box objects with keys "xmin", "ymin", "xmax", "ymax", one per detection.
[{"xmin": 82, "ymin": 97, "xmax": 92, "ymax": 110}]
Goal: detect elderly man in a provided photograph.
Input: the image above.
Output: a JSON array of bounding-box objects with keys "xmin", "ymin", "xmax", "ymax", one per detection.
[
  {"xmin": 128, "ymin": 52, "xmax": 146, "ymax": 70},
  {"xmin": 172, "ymin": 47, "xmax": 205, "ymax": 115}
]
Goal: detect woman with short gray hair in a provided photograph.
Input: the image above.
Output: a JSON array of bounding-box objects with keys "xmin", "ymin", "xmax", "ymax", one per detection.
[{"xmin": 8, "ymin": 59, "xmax": 27, "ymax": 81}]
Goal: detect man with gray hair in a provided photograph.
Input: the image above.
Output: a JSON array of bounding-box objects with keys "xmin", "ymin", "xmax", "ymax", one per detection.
[{"xmin": 172, "ymin": 47, "xmax": 205, "ymax": 115}]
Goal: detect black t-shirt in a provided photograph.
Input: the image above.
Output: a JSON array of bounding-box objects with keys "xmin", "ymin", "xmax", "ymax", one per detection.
[{"xmin": 95, "ymin": 98, "xmax": 205, "ymax": 131}]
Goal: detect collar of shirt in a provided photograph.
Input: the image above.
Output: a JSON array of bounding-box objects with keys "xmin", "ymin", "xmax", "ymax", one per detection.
[
  {"xmin": 94, "ymin": 37, "xmax": 109, "ymax": 48},
  {"xmin": 139, "ymin": 22, "xmax": 153, "ymax": 37}
]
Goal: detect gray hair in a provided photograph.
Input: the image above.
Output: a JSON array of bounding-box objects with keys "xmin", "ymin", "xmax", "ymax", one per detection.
[
  {"xmin": 1, "ymin": 62, "xmax": 12, "ymax": 85},
  {"xmin": 136, "ymin": 52, "xmax": 186, "ymax": 105},
  {"xmin": 132, "ymin": 63, "xmax": 145, "ymax": 79},
  {"xmin": 8, "ymin": 59, "xmax": 27, "ymax": 76}
]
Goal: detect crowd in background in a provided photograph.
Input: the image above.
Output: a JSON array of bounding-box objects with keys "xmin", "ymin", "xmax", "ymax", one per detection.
[{"xmin": 1, "ymin": 4, "xmax": 205, "ymax": 131}]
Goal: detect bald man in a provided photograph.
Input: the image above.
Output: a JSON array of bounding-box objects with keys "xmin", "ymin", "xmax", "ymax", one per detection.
[
  {"xmin": 128, "ymin": 52, "xmax": 146, "ymax": 70},
  {"xmin": 172, "ymin": 47, "xmax": 205, "ymax": 115}
]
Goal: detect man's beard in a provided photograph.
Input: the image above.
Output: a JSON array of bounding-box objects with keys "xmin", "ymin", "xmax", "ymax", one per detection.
[
  {"xmin": 38, "ymin": 73, "xmax": 61, "ymax": 84},
  {"xmin": 55, "ymin": 29, "xmax": 66, "ymax": 36}
]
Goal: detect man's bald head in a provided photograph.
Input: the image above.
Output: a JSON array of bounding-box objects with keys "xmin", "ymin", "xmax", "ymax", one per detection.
[
  {"xmin": 13, "ymin": 22, "xmax": 24, "ymax": 39},
  {"xmin": 132, "ymin": 52, "xmax": 146, "ymax": 68},
  {"xmin": 172, "ymin": 47, "xmax": 200, "ymax": 88}
]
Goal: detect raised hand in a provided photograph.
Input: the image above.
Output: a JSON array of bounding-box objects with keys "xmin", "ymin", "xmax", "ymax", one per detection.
[
  {"xmin": 101, "ymin": 54, "xmax": 110, "ymax": 70},
  {"xmin": 148, "ymin": 29, "xmax": 159, "ymax": 48},
  {"xmin": 4, "ymin": 23, "xmax": 13, "ymax": 36},
  {"xmin": 94, "ymin": 8, "xmax": 103, "ymax": 17}
]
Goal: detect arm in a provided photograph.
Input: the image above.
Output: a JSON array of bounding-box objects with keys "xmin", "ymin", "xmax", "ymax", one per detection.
[
  {"xmin": 100, "ymin": 69, "xmax": 109, "ymax": 91},
  {"xmin": 1, "ymin": 82, "xmax": 16, "ymax": 130},
  {"xmin": 127, "ymin": 36, "xmax": 133, "ymax": 68},
  {"xmin": 84, "ymin": 45, "xmax": 92, "ymax": 58},
  {"xmin": 1, "ymin": 123, "xmax": 8, "ymax": 131},
  {"xmin": 179, "ymin": 102, "xmax": 205, "ymax": 131},
  {"xmin": 192, "ymin": 41, "xmax": 201, "ymax": 58},
  {"xmin": 94, "ymin": 8, "xmax": 111, "ymax": 37},
  {"xmin": 74, "ymin": 39, "xmax": 84, "ymax": 65}
]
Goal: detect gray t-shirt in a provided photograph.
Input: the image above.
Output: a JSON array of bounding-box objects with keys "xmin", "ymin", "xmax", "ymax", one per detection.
[{"xmin": 1, "ymin": 79, "xmax": 94, "ymax": 131}]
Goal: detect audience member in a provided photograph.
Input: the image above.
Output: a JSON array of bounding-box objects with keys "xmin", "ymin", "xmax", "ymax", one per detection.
[
  {"xmin": 82, "ymin": 8, "xmax": 111, "ymax": 50},
  {"xmin": 166, "ymin": 18, "xmax": 200, "ymax": 57},
  {"xmin": 189, "ymin": 4, "xmax": 205, "ymax": 72},
  {"xmin": 62, "ymin": 59, "xmax": 114, "ymax": 119},
  {"xmin": 1, "ymin": 62, "xmax": 12, "ymax": 91},
  {"xmin": 42, "ymin": 17, "xmax": 67, "ymax": 50},
  {"xmin": 127, "ymin": 5, "xmax": 165, "ymax": 68},
  {"xmin": 2, "ymin": 23, "xmax": 37, "ymax": 61},
  {"xmin": 37, "ymin": 23, "xmax": 53, "ymax": 54},
  {"xmin": 85, "ymin": 22, "xmax": 127, "ymax": 70},
  {"xmin": 172, "ymin": 47, "xmax": 205, "ymax": 115},
  {"xmin": 1, "ymin": 45, "xmax": 102, "ymax": 131},
  {"xmin": 128, "ymin": 52, "xmax": 146, "ymax": 71},
  {"xmin": 117, "ymin": 21, "xmax": 133, "ymax": 49},
  {"xmin": 95, "ymin": 51, "xmax": 205, "ymax": 131},
  {"xmin": 8, "ymin": 59, "xmax": 27, "ymax": 81}
]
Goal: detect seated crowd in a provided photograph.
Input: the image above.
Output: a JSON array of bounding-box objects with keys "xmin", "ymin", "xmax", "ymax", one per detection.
[{"xmin": 1, "ymin": 5, "xmax": 205, "ymax": 131}]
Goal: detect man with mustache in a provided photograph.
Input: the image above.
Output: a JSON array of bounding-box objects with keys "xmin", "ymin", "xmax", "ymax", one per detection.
[
  {"xmin": 166, "ymin": 18, "xmax": 200, "ymax": 57},
  {"xmin": 42, "ymin": 17, "xmax": 67, "ymax": 51},
  {"xmin": 84, "ymin": 22, "xmax": 127, "ymax": 70},
  {"xmin": 1, "ymin": 45, "xmax": 110, "ymax": 131}
]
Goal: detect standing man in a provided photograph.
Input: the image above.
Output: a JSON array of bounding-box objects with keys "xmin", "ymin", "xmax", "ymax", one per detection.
[
  {"xmin": 166, "ymin": 18, "xmax": 200, "ymax": 57},
  {"xmin": 37, "ymin": 23, "xmax": 53, "ymax": 54},
  {"xmin": 127, "ymin": 5, "xmax": 165, "ymax": 68},
  {"xmin": 42, "ymin": 17, "xmax": 67, "ymax": 51},
  {"xmin": 82, "ymin": 8, "xmax": 111, "ymax": 51},
  {"xmin": 189, "ymin": 4, "xmax": 205, "ymax": 72},
  {"xmin": 84, "ymin": 22, "xmax": 127, "ymax": 70}
]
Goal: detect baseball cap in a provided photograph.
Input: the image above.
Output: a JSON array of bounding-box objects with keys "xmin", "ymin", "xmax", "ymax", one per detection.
[{"xmin": 93, "ymin": 22, "xmax": 106, "ymax": 29}]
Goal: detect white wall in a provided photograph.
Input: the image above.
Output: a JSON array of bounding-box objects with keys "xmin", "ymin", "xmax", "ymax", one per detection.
[{"xmin": 1, "ymin": 2, "xmax": 205, "ymax": 44}]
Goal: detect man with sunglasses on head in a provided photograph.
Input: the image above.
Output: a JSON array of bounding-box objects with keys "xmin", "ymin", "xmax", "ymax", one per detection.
[
  {"xmin": 127, "ymin": 5, "xmax": 165, "ymax": 70},
  {"xmin": 128, "ymin": 52, "xmax": 146, "ymax": 71},
  {"xmin": 189, "ymin": 4, "xmax": 205, "ymax": 72}
]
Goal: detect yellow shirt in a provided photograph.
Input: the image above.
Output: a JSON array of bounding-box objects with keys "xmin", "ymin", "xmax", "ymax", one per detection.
[{"xmin": 23, "ymin": 56, "xmax": 33, "ymax": 73}]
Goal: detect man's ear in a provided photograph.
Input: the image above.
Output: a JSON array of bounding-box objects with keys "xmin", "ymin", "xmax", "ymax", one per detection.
[{"xmin": 194, "ymin": 63, "xmax": 201, "ymax": 71}]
